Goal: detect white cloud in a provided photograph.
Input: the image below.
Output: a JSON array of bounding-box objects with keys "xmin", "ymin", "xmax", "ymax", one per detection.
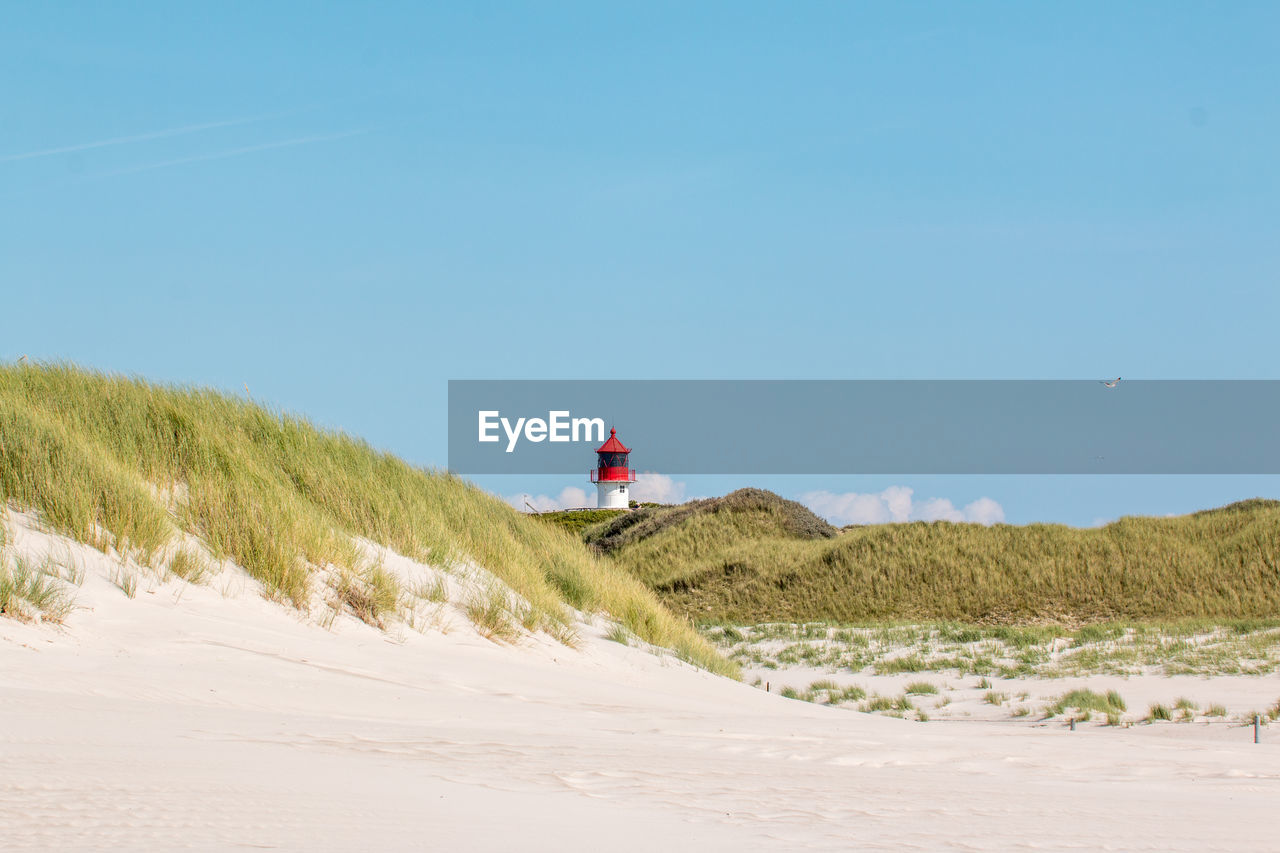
[
  {"xmin": 882, "ymin": 485, "xmax": 914, "ymax": 522},
  {"xmin": 505, "ymin": 472, "xmax": 690, "ymax": 512},
  {"xmin": 915, "ymin": 497, "xmax": 965, "ymax": 522},
  {"xmin": 963, "ymin": 497, "xmax": 1006, "ymax": 525},
  {"xmin": 631, "ymin": 472, "xmax": 687, "ymax": 504},
  {"xmin": 802, "ymin": 487, "xmax": 1005, "ymax": 527},
  {"xmin": 505, "ymin": 487, "xmax": 592, "ymax": 513}
]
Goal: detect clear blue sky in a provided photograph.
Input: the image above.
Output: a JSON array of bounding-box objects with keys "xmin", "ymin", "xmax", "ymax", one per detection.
[{"xmin": 4, "ymin": 3, "xmax": 1277, "ymax": 524}]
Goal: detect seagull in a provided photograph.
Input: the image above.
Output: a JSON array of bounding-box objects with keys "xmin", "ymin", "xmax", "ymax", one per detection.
[{"xmin": 1100, "ymin": 376, "xmax": 1121, "ymax": 388}]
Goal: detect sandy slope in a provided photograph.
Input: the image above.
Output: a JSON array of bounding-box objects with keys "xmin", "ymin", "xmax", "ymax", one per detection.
[{"xmin": 2, "ymin": 514, "xmax": 1278, "ymax": 852}]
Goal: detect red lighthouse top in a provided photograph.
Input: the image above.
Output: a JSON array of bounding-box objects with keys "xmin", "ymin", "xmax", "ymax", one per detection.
[
  {"xmin": 595, "ymin": 427, "xmax": 630, "ymax": 455},
  {"xmin": 590, "ymin": 428, "xmax": 636, "ymax": 484}
]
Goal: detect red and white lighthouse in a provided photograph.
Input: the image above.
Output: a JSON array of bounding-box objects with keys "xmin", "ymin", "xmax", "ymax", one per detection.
[{"xmin": 589, "ymin": 428, "xmax": 636, "ymax": 509}]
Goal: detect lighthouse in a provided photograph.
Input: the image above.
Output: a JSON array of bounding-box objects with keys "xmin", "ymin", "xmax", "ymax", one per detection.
[{"xmin": 590, "ymin": 428, "xmax": 636, "ymax": 509}]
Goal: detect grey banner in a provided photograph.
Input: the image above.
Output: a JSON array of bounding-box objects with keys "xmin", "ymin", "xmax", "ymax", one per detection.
[{"xmin": 447, "ymin": 380, "xmax": 1280, "ymax": 474}]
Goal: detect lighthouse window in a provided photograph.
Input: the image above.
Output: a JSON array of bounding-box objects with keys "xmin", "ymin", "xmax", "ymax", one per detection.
[{"xmin": 618, "ymin": 485, "xmax": 626, "ymax": 493}]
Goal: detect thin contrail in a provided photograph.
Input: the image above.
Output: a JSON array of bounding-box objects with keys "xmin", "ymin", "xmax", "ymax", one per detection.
[
  {"xmin": 98, "ymin": 129, "xmax": 369, "ymax": 177},
  {"xmin": 0, "ymin": 109, "xmax": 309, "ymax": 164}
]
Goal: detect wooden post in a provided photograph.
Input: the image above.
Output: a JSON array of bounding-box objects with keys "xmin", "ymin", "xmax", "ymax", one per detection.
[
  {"xmin": 1255, "ymin": 715, "xmax": 1261, "ymax": 744},
  {"xmin": 1070, "ymin": 718, "xmax": 1076, "ymax": 732}
]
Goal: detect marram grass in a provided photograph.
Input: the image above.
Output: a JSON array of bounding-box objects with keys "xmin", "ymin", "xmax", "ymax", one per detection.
[
  {"xmin": 0, "ymin": 552, "xmax": 76, "ymax": 622},
  {"xmin": 0, "ymin": 363, "xmax": 734, "ymax": 677},
  {"xmin": 595, "ymin": 489, "xmax": 1280, "ymax": 625}
]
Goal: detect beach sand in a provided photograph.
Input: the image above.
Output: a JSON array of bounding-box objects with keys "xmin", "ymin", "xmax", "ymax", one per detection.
[{"xmin": 3, "ymin": 512, "xmax": 1277, "ymax": 851}]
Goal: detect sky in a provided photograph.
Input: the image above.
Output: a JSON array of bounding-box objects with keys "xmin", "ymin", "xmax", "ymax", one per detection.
[{"xmin": 3, "ymin": 2, "xmax": 1278, "ymax": 526}]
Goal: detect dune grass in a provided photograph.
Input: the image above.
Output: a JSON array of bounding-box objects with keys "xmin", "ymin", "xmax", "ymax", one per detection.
[
  {"xmin": 0, "ymin": 363, "xmax": 734, "ymax": 677},
  {"xmin": 779, "ymin": 680, "xmax": 867, "ymax": 706},
  {"xmin": 862, "ymin": 694, "xmax": 914, "ymax": 714},
  {"xmin": 534, "ymin": 508, "xmax": 628, "ymax": 536},
  {"xmin": 599, "ymin": 490, "xmax": 1280, "ymax": 625},
  {"xmin": 0, "ymin": 553, "xmax": 76, "ymax": 622},
  {"xmin": 464, "ymin": 584, "xmax": 523, "ymax": 644},
  {"xmin": 167, "ymin": 546, "xmax": 212, "ymax": 584},
  {"xmin": 605, "ymin": 622, "xmax": 633, "ymax": 645},
  {"xmin": 706, "ymin": 620, "xmax": 1280, "ymax": 678},
  {"xmin": 330, "ymin": 561, "xmax": 402, "ymax": 630},
  {"xmin": 584, "ymin": 489, "xmax": 836, "ymax": 556},
  {"xmin": 1047, "ymin": 689, "xmax": 1127, "ymax": 719},
  {"xmin": 904, "ymin": 681, "xmax": 938, "ymax": 695}
]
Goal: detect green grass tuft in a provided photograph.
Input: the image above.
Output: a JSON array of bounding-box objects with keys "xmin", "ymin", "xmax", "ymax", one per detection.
[
  {"xmin": 464, "ymin": 585, "xmax": 522, "ymax": 643},
  {"xmin": 1048, "ymin": 689, "xmax": 1126, "ymax": 718},
  {"xmin": 167, "ymin": 547, "xmax": 211, "ymax": 584},
  {"xmin": 1, "ymin": 554, "xmax": 76, "ymax": 622},
  {"xmin": 905, "ymin": 681, "xmax": 938, "ymax": 695}
]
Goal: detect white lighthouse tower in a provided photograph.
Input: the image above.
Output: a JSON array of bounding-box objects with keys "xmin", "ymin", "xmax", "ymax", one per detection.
[{"xmin": 590, "ymin": 428, "xmax": 636, "ymax": 509}]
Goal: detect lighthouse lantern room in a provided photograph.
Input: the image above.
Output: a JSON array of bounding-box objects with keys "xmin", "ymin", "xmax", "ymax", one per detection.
[{"xmin": 589, "ymin": 428, "xmax": 636, "ymax": 509}]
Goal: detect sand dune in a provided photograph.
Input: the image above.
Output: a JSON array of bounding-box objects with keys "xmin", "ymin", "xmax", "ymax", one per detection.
[{"xmin": 2, "ymin": 513, "xmax": 1277, "ymax": 851}]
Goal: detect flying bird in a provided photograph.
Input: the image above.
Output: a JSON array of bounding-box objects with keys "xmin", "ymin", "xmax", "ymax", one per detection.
[{"xmin": 1100, "ymin": 377, "xmax": 1121, "ymax": 388}]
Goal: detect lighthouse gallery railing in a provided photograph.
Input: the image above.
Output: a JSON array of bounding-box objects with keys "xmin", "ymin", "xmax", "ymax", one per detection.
[{"xmin": 589, "ymin": 468, "xmax": 637, "ymax": 483}]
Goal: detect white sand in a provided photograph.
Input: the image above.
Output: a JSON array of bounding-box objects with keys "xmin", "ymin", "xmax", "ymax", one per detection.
[{"xmin": 3, "ymin": 513, "xmax": 1278, "ymax": 851}]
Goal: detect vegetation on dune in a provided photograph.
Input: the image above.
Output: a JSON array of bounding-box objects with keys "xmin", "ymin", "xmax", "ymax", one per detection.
[
  {"xmin": 0, "ymin": 363, "xmax": 734, "ymax": 677},
  {"xmin": 705, "ymin": 620, "xmax": 1280, "ymax": 678},
  {"xmin": 533, "ymin": 508, "xmax": 627, "ymax": 536},
  {"xmin": 584, "ymin": 488, "xmax": 836, "ymax": 556},
  {"xmin": 778, "ymin": 680, "xmax": 868, "ymax": 707},
  {"xmin": 1047, "ymin": 689, "xmax": 1126, "ymax": 719},
  {"xmin": 0, "ymin": 552, "xmax": 77, "ymax": 623},
  {"xmin": 601, "ymin": 490, "xmax": 1280, "ymax": 625}
]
